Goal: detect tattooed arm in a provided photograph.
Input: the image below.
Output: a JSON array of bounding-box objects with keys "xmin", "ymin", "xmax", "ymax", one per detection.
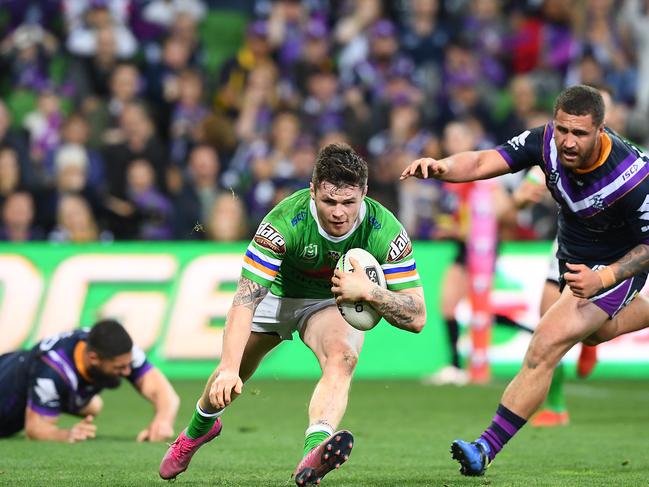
[
  {"xmin": 366, "ymin": 286, "xmax": 426, "ymax": 333},
  {"xmin": 610, "ymin": 244, "xmax": 649, "ymax": 282},
  {"xmin": 219, "ymin": 276, "xmax": 270, "ymax": 370},
  {"xmin": 564, "ymin": 244, "xmax": 649, "ymax": 299},
  {"xmin": 204, "ymin": 277, "xmax": 270, "ymax": 409}
]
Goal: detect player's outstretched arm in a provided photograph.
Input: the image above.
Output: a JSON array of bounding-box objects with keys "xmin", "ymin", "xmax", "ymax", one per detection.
[
  {"xmin": 134, "ymin": 367, "xmax": 180, "ymax": 442},
  {"xmin": 400, "ymin": 149, "xmax": 510, "ymax": 183},
  {"xmin": 564, "ymin": 244, "xmax": 649, "ymax": 298},
  {"xmin": 205, "ymin": 276, "xmax": 270, "ymax": 410},
  {"xmin": 24, "ymin": 408, "xmax": 96, "ymax": 442}
]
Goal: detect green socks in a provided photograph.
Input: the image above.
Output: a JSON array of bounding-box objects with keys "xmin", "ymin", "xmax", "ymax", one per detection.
[
  {"xmin": 303, "ymin": 430, "xmax": 330, "ymax": 457},
  {"xmin": 186, "ymin": 404, "xmax": 219, "ymax": 439},
  {"xmin": 545, "ymin": 363, "xmax": 566, "ymax": 413}
]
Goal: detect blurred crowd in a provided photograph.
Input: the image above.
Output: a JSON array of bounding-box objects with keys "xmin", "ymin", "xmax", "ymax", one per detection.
[{"xmin": 1, "ymin": 0, "xmax": 648, "ymax": 243}]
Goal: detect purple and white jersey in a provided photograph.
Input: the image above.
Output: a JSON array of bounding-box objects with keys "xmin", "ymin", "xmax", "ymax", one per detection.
[
  {"xmin": 25, "ymin": 329, "xmax": 152, "ymax": 417},
  {"xmin": 497, "ymin": 124, "xmax": 649, "ymax": 263}
]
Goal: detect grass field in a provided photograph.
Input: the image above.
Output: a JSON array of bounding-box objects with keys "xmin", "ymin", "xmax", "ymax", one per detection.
[{"xmin": 1, "ymin": 379, "xmax": 647, "ymax": 486}]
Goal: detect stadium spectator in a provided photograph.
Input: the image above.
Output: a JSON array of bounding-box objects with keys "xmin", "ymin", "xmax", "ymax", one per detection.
[
  {"xmin": 0, "ymin": 23, "xmax": 59, "ymax": 93},
  {"xmin": 68, "ymin": 26, "xmax": 121, "ymax": 103},
  {"xmin": 173, "ymin": 145, "xmax": 224, "ymax": 239},
  {"xmin": 48, "ymin": 193, "xmax": 105, "ymax": 243},
  {"xmin": 141, "ymin": 0, "xmax": 206, "ymax": 31},
  {"xmin": 0, "ymin": 319, "xmax": 179, "ymax": 442},
  {"xmin": 44, "ymin": 112, "xmax": 105, "ymax": 190},
  {"xmin": 159, "ymin": 143, "xmax": 426, "ymax": 485},
  {"xmin": 0, "ymin": 101, "xmax": 31, "ymax": 182},
  {"xmin": 102, "ymin": 102, "xmax": 168, "ymax": 204},
  {"xmin": 215, "ymin": 19, "xmax": 274, "ymax": 119},
  {"xmin": 402, "ymin": 85, "xmax": 649, "ymax": 477},
  {"xmin": 205, "ymin": 193, "xmax": 248, "ymax": 241},
  {"xmin": 63, "ymin": 0, "xmax": 137, "ymax": 59},
  {"xmin": 22, "ymin": 86, "xmax": 63, "ymax": 175},
  {"xmin": 0, "ymin": 147, "xmax": 24, "ymax": 207},
  {"xmin": 0, "ymin": 191, "xmax": 43, "ymax": 242}
]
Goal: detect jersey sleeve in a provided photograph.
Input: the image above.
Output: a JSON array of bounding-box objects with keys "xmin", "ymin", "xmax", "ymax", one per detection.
[
  {"xmin": 26, "ymin": 359, "xmax": 69, "ymax": 417},
  {"xmin": 127, "ymin": 345, "xmax": 154, "ymax": 383},
  {"xmin": 377, "ymin": 225, "xmax": 422, "ymax": 291},
  {"xmin": 495, "ymin": 125, "xmax": 546, "ymax": 173},
  {"xmin": 622, "ymin": 180, "xmax": 649, "ymax": 246},
  {"xmin": 241, "ymin": 212, "xmax": 289, "ymax": 288}
]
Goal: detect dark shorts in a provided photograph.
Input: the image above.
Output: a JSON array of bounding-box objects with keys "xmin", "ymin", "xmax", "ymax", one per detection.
[
  {"xmin": 558, "ymin": 260, "xmax": 647, "ymax": 318},
  {"xmin": 0, "ymin": 352, "xmax": 29, "ymax": 437}
]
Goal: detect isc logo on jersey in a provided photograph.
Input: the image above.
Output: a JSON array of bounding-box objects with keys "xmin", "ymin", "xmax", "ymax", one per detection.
[
  {"xmin": 254, "ymin": 222, "xmax": 286, "ymax": 254},
  {"xmin": 387, "ymin": 229, "xmax": 412, "ymax": 262}
]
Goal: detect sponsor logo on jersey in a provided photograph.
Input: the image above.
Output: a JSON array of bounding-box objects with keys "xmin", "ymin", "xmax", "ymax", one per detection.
[
  {"xmin": 622, "ymin": 162, "xmax": 640, "ymax": 182},
  {"xmin": 301, "ymin": 243, "xmax": 318, "ymax": 261},
  {"xmin": 327, "ymin": 250, "xmax": 341, "ymax": 262},
  {"xmin": 387, "ymin": 229, "xmax": 412, "ymax": 262},
  {"xmin": 368, "ymin": 216, "xmax": 382, "ymax": 230},
  {"xmin": 506, "ymin": 130, "xmax": 530, "ymax": 151},
  {"xmin": 291, "ymin": 211, "xmax": 307, "ymax": 227},
  {"xmin": 254, "ymin": 222, "xmax": 286, "ymax": 254}
]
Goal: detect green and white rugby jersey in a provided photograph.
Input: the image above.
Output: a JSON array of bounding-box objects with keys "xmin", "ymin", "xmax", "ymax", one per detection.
[{"xmin": 241, "ymin": 188, "xmax": 421, "ymax": 298}]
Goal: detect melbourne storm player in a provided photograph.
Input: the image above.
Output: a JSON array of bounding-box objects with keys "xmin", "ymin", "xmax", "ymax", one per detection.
[
  {"xmin": 401, "ymin": 85, "xmax": 649, "ymax": 475},
  {"xmin": 0, "ymin": 319, "xmax": 179, "ymax": 442},
  {"xmin": 160, "ymin": 143, "xmax": 426, "ymax": 485}
]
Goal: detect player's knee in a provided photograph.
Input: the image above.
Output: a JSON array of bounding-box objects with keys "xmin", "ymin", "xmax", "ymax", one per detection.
[{"xmin": 324, "ymin": 347, "xmax": 359, "ymax": 376}]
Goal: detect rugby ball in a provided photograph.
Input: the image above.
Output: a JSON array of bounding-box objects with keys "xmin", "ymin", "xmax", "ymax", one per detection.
[{"xmin": 335, "ymin": 248, "xmax": 387, "ymax": 331}]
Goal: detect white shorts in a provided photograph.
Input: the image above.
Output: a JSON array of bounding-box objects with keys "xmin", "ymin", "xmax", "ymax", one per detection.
[
  {"xmin": 251, "ymin": 292, "xmax": 337, "ymax": 340},
  {"xmin": 546, "ymin": 239, "xmax": 560, "ymax": 284}
]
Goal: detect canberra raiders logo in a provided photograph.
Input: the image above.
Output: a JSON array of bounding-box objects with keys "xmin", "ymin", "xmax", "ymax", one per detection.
[{"xmin": 327, "ymin": 250, "xmax": 341, "ymax": 262}]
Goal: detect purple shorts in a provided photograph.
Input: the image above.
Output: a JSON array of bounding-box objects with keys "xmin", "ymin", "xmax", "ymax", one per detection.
[{"xmin": 559, "ymin": 260, "xmax": 647, "ymax": 318}]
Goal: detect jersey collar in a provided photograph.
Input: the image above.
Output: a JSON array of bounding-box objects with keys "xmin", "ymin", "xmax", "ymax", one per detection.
[
  {"xmin": 309, "ymin": 197, "xmax": 367, "ymax": 243},
  {"xmin": 573, "ymin": 132, "xmax": 612, "ymax": 174},
  {"xmin": 74, "ymin": 341, "xmax": 92, "ymax": 382}
]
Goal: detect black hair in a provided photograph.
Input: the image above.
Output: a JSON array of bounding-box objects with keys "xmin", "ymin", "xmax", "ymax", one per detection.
[
  {"xmin": 312, "ymin": 143, "xmax": 368, "ymax": 189},
  {"xmin": 553, "ymin": 85, "xmax": 605, "ymax": 127},
  {"xmin": 87, "ymin": 319, "xmax": 133, "ymax": 359}
]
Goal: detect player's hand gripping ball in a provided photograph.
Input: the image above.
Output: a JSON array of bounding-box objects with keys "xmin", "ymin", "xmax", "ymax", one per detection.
[{"xmin": 335, "ymin": 248, "xmax": 387, "ymax": 331}]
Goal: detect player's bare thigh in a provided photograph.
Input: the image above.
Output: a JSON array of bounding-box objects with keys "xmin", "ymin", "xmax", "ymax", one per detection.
[
  {"xmin": 299, "ymin": 305, "xmax": 364, "ymax": 369},
  {"xmin": 526, "ymin": 287, "xmax": 609, "ymax": 365},
  {"xmin": 584, "ymin": 294, "xmax": 649, "ymax": 345}
]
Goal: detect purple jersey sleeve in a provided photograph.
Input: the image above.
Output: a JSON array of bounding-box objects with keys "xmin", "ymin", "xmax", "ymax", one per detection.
[
  {"xmin": 26, "ymin": 359, "xmax": 70, "ymax": 417},
  {"xmin": 127, "ymin": 345, "xmax": 153, "ymax": 383},
  {"xmin": 495, "ymin": 125, "xmax": 547, "ymax": 173},
  {"xmin": 622, "ymin": 179, "xmax": 649, "ymax": 246}
]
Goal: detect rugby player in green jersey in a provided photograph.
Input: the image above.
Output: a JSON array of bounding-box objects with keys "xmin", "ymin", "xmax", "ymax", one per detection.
[{"xmin": 160, "ymin": 143, "xmax": 426, "ymax": 485}]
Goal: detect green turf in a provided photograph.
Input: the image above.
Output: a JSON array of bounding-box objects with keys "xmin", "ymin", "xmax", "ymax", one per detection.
[{"xmin": 0, "ymin": 379, "xmax": 647, "ymax": 486}]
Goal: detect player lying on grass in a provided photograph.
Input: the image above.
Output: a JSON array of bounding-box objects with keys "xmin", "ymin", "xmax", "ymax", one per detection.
[
  {"xmin": 402, "ymin": 85, "xmax": 649, "ymax": 476},
  {"xmin": 159, "ymin": 143, "xmax": 426, "ymax": 486},
  {"xmin": 0, "ymin": 319, "xmax": 179, "ymax": 442}
]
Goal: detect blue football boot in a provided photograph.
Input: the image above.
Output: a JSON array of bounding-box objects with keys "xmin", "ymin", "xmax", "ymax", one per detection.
[{"xmin": 450, "ymin": 438, "xmax": 491, "ymax": 476}]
